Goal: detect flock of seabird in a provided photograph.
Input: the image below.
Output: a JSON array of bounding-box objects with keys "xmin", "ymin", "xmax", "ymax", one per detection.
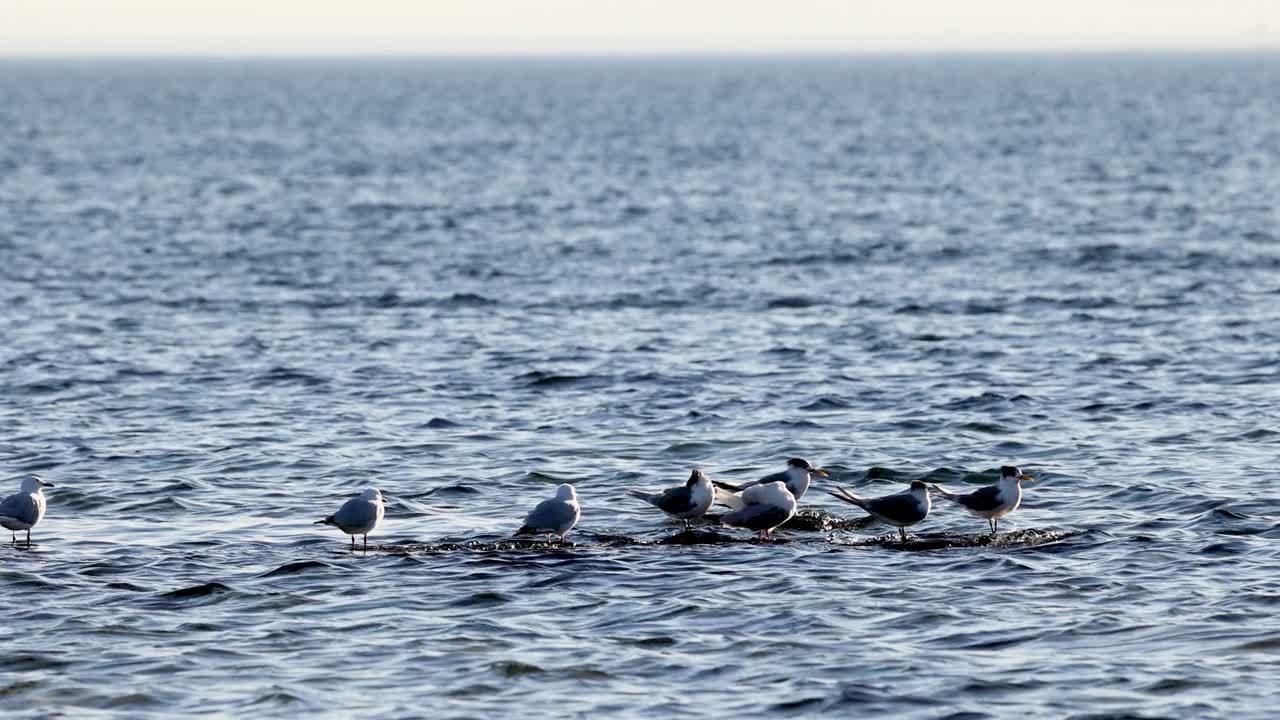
[
  {"xmin": 0, "ymin": 461, "xmax": 1034, "ymax": 549},
  {"xmin": 302, "ymin": 457, "xmax": 1034, "ymax": 548}
]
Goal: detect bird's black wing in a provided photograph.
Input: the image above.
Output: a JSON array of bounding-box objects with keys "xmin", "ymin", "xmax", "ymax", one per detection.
[
  {"xmin": 958, "ymin": 486, "xmax": 1003, "ymax": 512},
  {"xmin": 653, "ymin": 486, "xmax": 695, "ymax": 515},
  {"xmin": 864, "ymin": 493, "xmax": 927, "ymax": 524},
  {"xmin": 756, "ymin": 470, "xmax": 790, "ymax": 486}
]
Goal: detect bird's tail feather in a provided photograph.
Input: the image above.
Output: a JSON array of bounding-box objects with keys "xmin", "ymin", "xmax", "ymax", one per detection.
[
  {"xmin": 513, "ymin": 525, "xmax": 535, "ymax": 537},
  {"xmin": 314, "ymin": 515, "xmax": 335, "ymax": 526},
  {"xmin": 712, "ymin": 480, "xmax": 745, "ymax": 492},
  {"xmin": 714, "ymin": 486, "xmax": 746, "ymax": 511},
  {"xmin": 930, "ymin": 484, "xmax": 962, "ymax": 500},
  {"xmin": 626, "ymin": 489, "xmax": 655, "ymax": 503},
  {"xmin": 826, "ymin": 485, "xmax": 867, "ymax": 509}
]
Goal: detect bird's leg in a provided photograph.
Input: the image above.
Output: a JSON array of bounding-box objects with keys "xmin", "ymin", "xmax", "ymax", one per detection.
[
  {"xmin": 350, "ymin": 535, "xmax": 355, "ymax": 549},
  {"xmin": 899, "ymin": 527, "xmax": 907, "ymax": 544},
  {"xmin": 363, "ymin": 534, "xmax": 368, "ymax": 550},
  {"xmin": 993, "ymin": 518, "xmax": 999, "ymax": 535}
]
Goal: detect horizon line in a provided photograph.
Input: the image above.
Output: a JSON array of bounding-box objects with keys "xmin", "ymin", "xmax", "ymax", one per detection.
[{"xmin": 3, "ymin": 46, "xmax": 1279, "ymax": 61}]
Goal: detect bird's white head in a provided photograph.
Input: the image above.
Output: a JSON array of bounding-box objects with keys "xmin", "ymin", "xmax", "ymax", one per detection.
[
  {"xmin": 555, "ymin": 483, "xmax": 577, "ymax": 501},
  {"xmin": 359, "ymin": 487, "xmax": 385, "ymax": 503},
  {"xmin": 1000, "ymin": 466, "xmax": 1034, "ymax": 484},
  {"xmin": 787, "ymin": 458, "xmax": 829, "ymax": 479},
  {"xmin": 20, "ymin": 474, "xmax": 53, "ymax": 492}
]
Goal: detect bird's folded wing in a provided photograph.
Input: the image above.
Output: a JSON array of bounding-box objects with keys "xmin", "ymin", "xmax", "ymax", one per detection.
[
  {"xmin": 523, "ymin": 498, "xmax": 574, "ymax": 531},
  {"xmin": 332, "ymin": 499, "xmax": 378, "ymax": 529},
  {"xmin": 0, "ymin": 494, "xmax": 37, "ymax": 525}
]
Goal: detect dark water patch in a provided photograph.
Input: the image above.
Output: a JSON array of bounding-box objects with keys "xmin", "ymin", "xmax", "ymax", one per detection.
[
  {"xmin": 259, "ymin": 560, "xmax": 334, "ymax": 578},
  {"xmin": 246, "ymin": 690, "xmax": 307, "ymax": 706},
  {"xmin": 105, "ymin": 581, "xmax": 151, "ymax": 592},
  {"xmin": 422, "ymin": 484, "xmax": 481, "ymax": 496},
  {"xmin": 614, "ymin": 635, "xmax": 678, "ymax": 647},
  {"xmin": 517, "ymin": 371, "xmax": 608, "ymax": 389},
  {"xmin": 157, "ymin": 582, "xmax": 234, "ymax": 600},
  {"xmin": 766, "ymin": 295, "xmax": 826, "ymax": 309},
  {"xmin": 423, "ymin": 417, "xmax": 464, "ymax": 428},
  {"xmin": 799, "ymin": 396, "xmax": 851, "ymax": 411},
  {"xmin": 452, "ymin": 592, "xmax": 513, "ymax": 608},
  {"xmin": 0, "ymin": 654, "xmax": 72, "ymax": 672},
  {"xmin": 251, "ymin": 366, "xmax": 329, "ymax": 388},
  {"xmin": 0, "ymin": 679, "xmax": 44, "ymax": 698},
  {"xmin": 1234, "ymin": 635, "xmax": 1280, "ymax": 653},
  {"xmin": 490, "ymin": 660, "xmax": 544, "ymax": 678}
]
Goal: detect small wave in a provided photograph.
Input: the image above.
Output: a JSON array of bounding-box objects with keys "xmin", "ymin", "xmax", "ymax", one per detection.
[
  {"xmin": 423, "ymin": 484, "xmax": 481, "ymax": 496},
  {"xmin": 259, "ymin": 560, "xmax": 333, "ymax": 578},
  {"xmin": 799, "ymin": 396, "xmax": 851, "ymax": 411},
  {"xmin": 517, "ymin": 371, "xmax": 606, "ymax": 388},
  {"xmin": 158, "ymin": 582, "xmax": 233, "ymax": 600},
  {"xmin": 252, "ymin": 366, "xmax": 329, "ymax": 388},
  {"xmin": 490, "ymin": 660, "xmax": 544, "ymax": 677},
  {"xmin": 767, "ymin": 295, "xmax": 826, "ymax": 309}
]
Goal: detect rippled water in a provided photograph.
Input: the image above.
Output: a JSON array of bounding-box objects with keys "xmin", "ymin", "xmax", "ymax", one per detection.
[{"xmin": 2, "ymin": 55, "xmax": 1279, "ymax": 718}]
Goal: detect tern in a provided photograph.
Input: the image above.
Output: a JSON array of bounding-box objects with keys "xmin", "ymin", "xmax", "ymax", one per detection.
[
  {"xmin": 713, "ymin": 458, "xmax": 829, "ymax": 505},
  {"xmin": 719, "ymin": 481, "xmax": 798, "ymax": 540},
  {"xmin": 828, "ymin": 480, "xmax": 931, "ymax": 543},
  {"xmin": 932, "ymin": 465, "xmax": 1034, "ymax": 534},
  {"xmin": 627, "ymin": 469, "xmax": 715, "ymax": 529}
]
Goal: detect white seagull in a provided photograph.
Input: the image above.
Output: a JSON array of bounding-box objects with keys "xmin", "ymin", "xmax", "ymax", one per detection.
[
  {"xmin": 713, "ymin": 458, "xmax": 828, "ymax": 505},
  {"xmin": 0, "ymin": 474, "xmax": 55, "ymax": 546},
  {"xmin": 932, "ymin": 465, "xmax": 1034, "ymax": 534},
  {"xmin": 828, "ymin": 480, "xmax": 932, "ymax": 544},
  {"xmin": 719, "ymin": 481, "xmax": 797, "ymax": 540},
  {"xmin": 315, "ymin": 488, "xmax": 387, "ymax": 549},
  {"xmin": 514, "ymin": 483, "xmax": 581, "ymax": 544},
  {"xmin": 627, "ymin": 469, "xmax": 715, "ymax": 529}
]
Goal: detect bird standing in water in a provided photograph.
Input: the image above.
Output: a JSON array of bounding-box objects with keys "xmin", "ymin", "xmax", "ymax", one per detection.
[
  {"xmin": 931, "ymin": 465, "xmax": 1034, "ymax": 534},
  {"xmin": 315, "ymin": 488, "xmax": 387, "ymax": 549},
  {"xmin": 828, "ymin": 480, "xmax": 932, "ymax": 544},
  {"xmin": 515, "ymin": 483, "xmax": 581, "ymax": 544},
  {"xmin": 0, "ymin": 474, "xmax": 55, "ymax": 546},
  {"xmin": 628, "ymin": 469, "xmax": 715, "ymax": 529}
]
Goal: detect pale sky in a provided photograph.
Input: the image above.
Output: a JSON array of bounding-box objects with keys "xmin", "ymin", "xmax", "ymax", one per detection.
[{"xmin": 1, "ymin": 0, "xmax": 1277, "ymax": 55}]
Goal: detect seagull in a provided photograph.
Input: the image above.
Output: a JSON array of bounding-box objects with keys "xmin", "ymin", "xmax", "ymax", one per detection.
[
  {"xmin": 627, "ymin": 469, "xmax": 714, "ymax": 529},
  {"xmin": 0, "ymin": 474, "xmax": 55, "ymax": 546},
  {"xmin": 713, "ymin": 458, "xmax": 829, "ymax": 505},
  {"xmin": 931, "ymin": 465, "xmax": 1034, "ymax": 534},
  {"xmin": 720, "ymin": 481, "xmax": 797, "ymax": 540},
  {"xmin": 828, "ymin": 480, "xmax": 931, "ymax": 543},
  {"xmin": 315, "ymin": 488, "xmax": 386, "ymax": 549},
  {"xmin": 514, "ymin": 483, "xmax": 581, "ymax": 544}
]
